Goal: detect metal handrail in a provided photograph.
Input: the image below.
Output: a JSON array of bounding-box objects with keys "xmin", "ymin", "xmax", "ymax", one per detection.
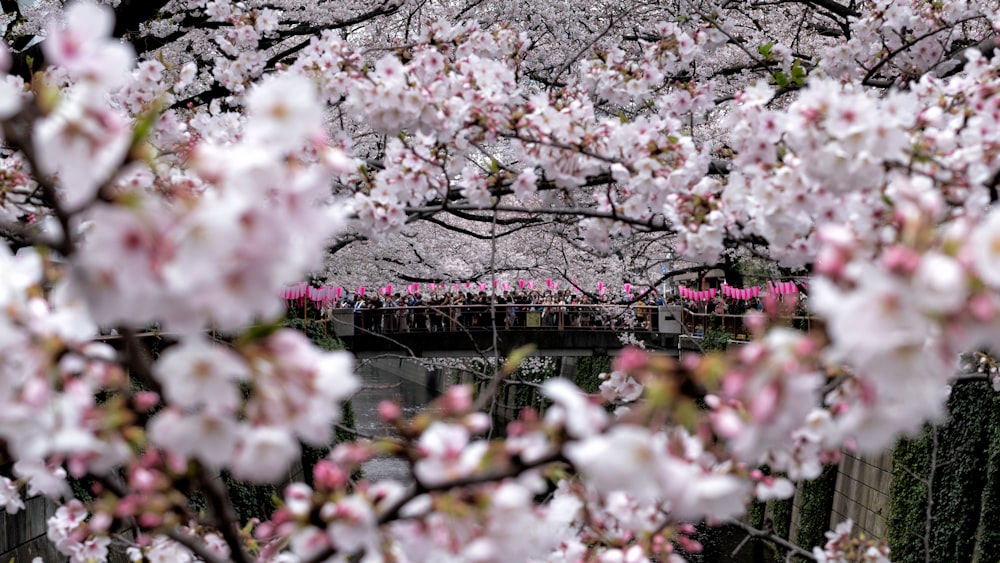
[
  {"xmin": 324, "ymin": 303, "xmax": 812, "ymax": 338},
  {"xmin": 328, "ymin": 303, "xmax": 659, "ymax": 333},
  {"xmin": 92, "ymin": 305, "xmax": 813, "ymax": 343}
]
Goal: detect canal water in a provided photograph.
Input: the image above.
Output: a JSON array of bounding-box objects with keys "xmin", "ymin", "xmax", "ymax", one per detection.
[
  {"xmin": 349, "ymin": 363, "xmax": 760, "ymax": 562},
  {"xmin": 351, "ymin": 363, "xmax": 436, "ymax": 482}
]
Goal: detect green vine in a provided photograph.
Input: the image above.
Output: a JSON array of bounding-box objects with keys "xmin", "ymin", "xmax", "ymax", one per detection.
[
  {"xmin": 222, "ymin": 472, "xmax": 278, "ymax": 525},
  {"xmin": 795, "ymin": 464, "xmax": 838, "ymax": 554},
  {"xmin": 887, "ymin": 429, "xmax": 930, "ymax": 562},
  {"xmin": 976, "ymin": 390, "xmax": 1000, "ymax": 559},
  {"xmin": 701, "ymin": 323, "xmax": 730, "ymax": 352},
  {"xmin": 284, "ymin": 313, "xmax": 344, "ymax": 351},
  {"xmin": 574, "ymin": 356, "xmax": 610, "ymax": 394},
  {"xmin": 772, "ymin": 495, "xmax": 793, "ymax": 562},
  {"xmin": 748, "ymin": 499, "xmax": 766, "ymax": 529},
  {"xmin": 887, "ymin": 381, "xmax": 995, "ymax": 562}
]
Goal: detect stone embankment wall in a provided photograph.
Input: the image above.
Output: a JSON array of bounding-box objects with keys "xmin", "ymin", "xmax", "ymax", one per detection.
[
  {"xmin": 786, "ymin": 448, "xmax": 893, "ymax": 547},
  {"xmin": 0, "ymin": 493, "xmax": 64, "ymax": 562},
  {"xmin": 364, "ymin": 356, "xmax": 453, "ymax": 395},
  {"xmin": 829, "ymin": 450, "xmax": 894, "ymax": 540}
]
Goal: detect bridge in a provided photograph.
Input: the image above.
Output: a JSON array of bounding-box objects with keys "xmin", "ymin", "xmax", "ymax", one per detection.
[
  {"xmin": 95, "ymin": 304, "xmax": 814, "ymax": 358},
  {"xmin": 314, "ymin": 304, "xmax": 814, "ymax": 358}
]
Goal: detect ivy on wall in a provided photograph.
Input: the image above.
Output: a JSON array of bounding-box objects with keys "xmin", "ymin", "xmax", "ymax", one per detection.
[
  {"xmin": 795, "ymin": 464, "xmax": 838, "ymax": 555},
  {"xmin": 887, "ymin": 381, "xmax": 997, "ymax": 563},
  {"xmin": 222, "ymin": 471, "xmax": 278, "ymax": 525},
  {"xmin": 887, "ymin": 433, "xmax": 929, "ymax": 562},
  {"xmin": 771, "ymin": 495, "xmax": 793, "ymax": 562},
  {"xmin": 976, "ymin": 390, "xmax": 1000, "ymax": 559},
  {"xmin": 284, "ymin": 307, "xmax": 345, "ymax": 352},
  {"xmin": 574, "ymin": 356, "xmax": 610, "ymax": 394},
  {"xmin": 748, "ymin": 499, "xmax": 765, "ymax": 529}
]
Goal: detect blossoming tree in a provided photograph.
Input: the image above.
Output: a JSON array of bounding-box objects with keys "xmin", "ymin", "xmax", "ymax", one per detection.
[{"xmin": 1, "ymin": 0, "xmax": 999, "ymax": 561}]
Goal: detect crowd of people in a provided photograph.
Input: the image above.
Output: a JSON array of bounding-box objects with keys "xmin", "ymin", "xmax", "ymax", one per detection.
[
  {"xmin": 323, "ymin": 289, "xmax": 668, "ymax": 333},
  {"xmin": 292, "ymin": 282, "xmax": 812, "ymax": 336}
]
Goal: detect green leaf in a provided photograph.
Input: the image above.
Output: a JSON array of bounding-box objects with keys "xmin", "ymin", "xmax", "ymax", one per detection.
[
  {"xmin": 501, "ymin": 344, "xmax": 538, "ymax": 376},
  {"xmin": 131, "ymin": 103, "xmax": 163, "ymax": 148},
  {"xmin": 235, "ymin": 320, "xmax": 285, "ymax": 347},
  {"xmin": 790, "ymin": 60, "xmax": 807, "ymax": 85},
  {"xmin": 757, "ymin": 42, "xmax": 774, "ymax": 59}
]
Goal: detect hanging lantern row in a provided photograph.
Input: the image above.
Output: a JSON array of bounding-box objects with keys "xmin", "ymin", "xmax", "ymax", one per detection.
[{"xmin": 678, "ymin": 280, "xmax": 804, "ymax": 301}]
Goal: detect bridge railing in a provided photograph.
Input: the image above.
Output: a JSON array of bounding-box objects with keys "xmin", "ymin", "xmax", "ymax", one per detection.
[
  {"xmin": 327, "ymin": 303, "xmax": 813, "ymax": 339},
  {"xmin": 93, "ymin": 305, "xmax": 814, "ymax": 344},
  {"xmin": 336, "ymin": 303, "xmax": 659, "ymax": 334}
]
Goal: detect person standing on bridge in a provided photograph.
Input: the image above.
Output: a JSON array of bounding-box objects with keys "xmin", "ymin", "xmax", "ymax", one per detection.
[{"xmin": 542, "ymin": 294, "xmax": 557, "ymax": 327}]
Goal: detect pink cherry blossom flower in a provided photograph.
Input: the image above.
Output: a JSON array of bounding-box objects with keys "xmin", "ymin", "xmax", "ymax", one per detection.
[
  {"xmin": 244, "ymin": 73, "xmax": 324, "ymax": 153},
  {"xmin": 0, "ymin": 477, "xmax": 24, "ymax": 514},
  {"xmin": 232, "ymin": 426, "xmax": 301, "ymax": 483},
  {"xmin": 153, "ymin": 337, "xmax": 249, "ymax": 412}
]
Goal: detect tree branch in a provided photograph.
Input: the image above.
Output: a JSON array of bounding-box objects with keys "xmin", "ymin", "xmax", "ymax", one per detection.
[{"xmin": 729, "ymin": 519, "xmax": 817, "ymax": 561}]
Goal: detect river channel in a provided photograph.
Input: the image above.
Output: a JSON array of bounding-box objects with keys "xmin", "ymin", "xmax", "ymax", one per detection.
[
  {"xmin": 351, "ymin": 363, "xmax": 436, "ymax": 483},
  {"xmin": 348, "ymin": 363, "xmax": 756, "ymax": 562}
]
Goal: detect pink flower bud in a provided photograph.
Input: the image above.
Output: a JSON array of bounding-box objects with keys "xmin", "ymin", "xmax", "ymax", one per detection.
[
  {"xmin": 89, "ymin": 512, "xmax": 112, "ymax": 533},
  {"xmin": 313, "ymin": 460, "xmax": 348, "ymax": 489},
  {"xmin": 463, "ymin": 412, "xmax": 491, "ymax": 433},
  {"xmin": 969, "ymin": 293, "xmax": 995, "ymax": 321},
  {"xmin": 882, "ymin": 245, "xmax": 921, "ymax": 274},
  {"xmin": 138, "ymin": 512, "xmax": 162, "ymax": 527},
  {"xmin": 444, "ymin": 385, "xmax": 472, "ymax": 412},
  {"xmin": 130, "ymin": 467, "xmax": 157, "ymax": 491},
  {"xmin": 613, "ymin": 347, "xmax": 648, "ymax": 373},
  {"xmin": 378, "ymin": 400, "xmax": 401, "ymax": 422},
  {"xmin": 134, "ymin": 391, "xmax": 160, "ymax": 412}
]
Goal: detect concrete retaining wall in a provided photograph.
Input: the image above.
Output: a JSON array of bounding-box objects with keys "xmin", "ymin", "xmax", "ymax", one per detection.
[
  {"xmin": 0, "ymin": 494, "xmax": 64, "ymax": 562},
  {"xmin": 829, "ymin": 450, "xmax": 893, "ymax": 540},
  {"xmin": 363, "ymin": 357, "xmax": 449, "ymax": 395}
]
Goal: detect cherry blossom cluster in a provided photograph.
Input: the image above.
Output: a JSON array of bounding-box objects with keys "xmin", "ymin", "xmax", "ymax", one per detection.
[
  {"xmin": 811, "ymin": 519, "xmax": 891, "ymax": 563},
  {"xmin": 7, "ymin": 0, "xmax": 1000, "ymax": 561}
]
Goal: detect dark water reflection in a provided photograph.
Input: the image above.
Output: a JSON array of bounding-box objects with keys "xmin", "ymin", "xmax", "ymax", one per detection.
[
  {"xmin": 349, "ymin": 365, "xmax": 758, "ymax": 562},
  {"xmin": 352, "ymin": 363, "xmax": 435, "ymax": 483}
]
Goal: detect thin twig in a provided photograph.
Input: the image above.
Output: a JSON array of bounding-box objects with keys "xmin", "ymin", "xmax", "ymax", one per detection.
[
  {"xmin": 729, "ymin": 519, "xmax": 817, "ymax": 561},
  {"xmin": 196, "ymin": 470, "xmax": 253, "ymax": 563}
]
